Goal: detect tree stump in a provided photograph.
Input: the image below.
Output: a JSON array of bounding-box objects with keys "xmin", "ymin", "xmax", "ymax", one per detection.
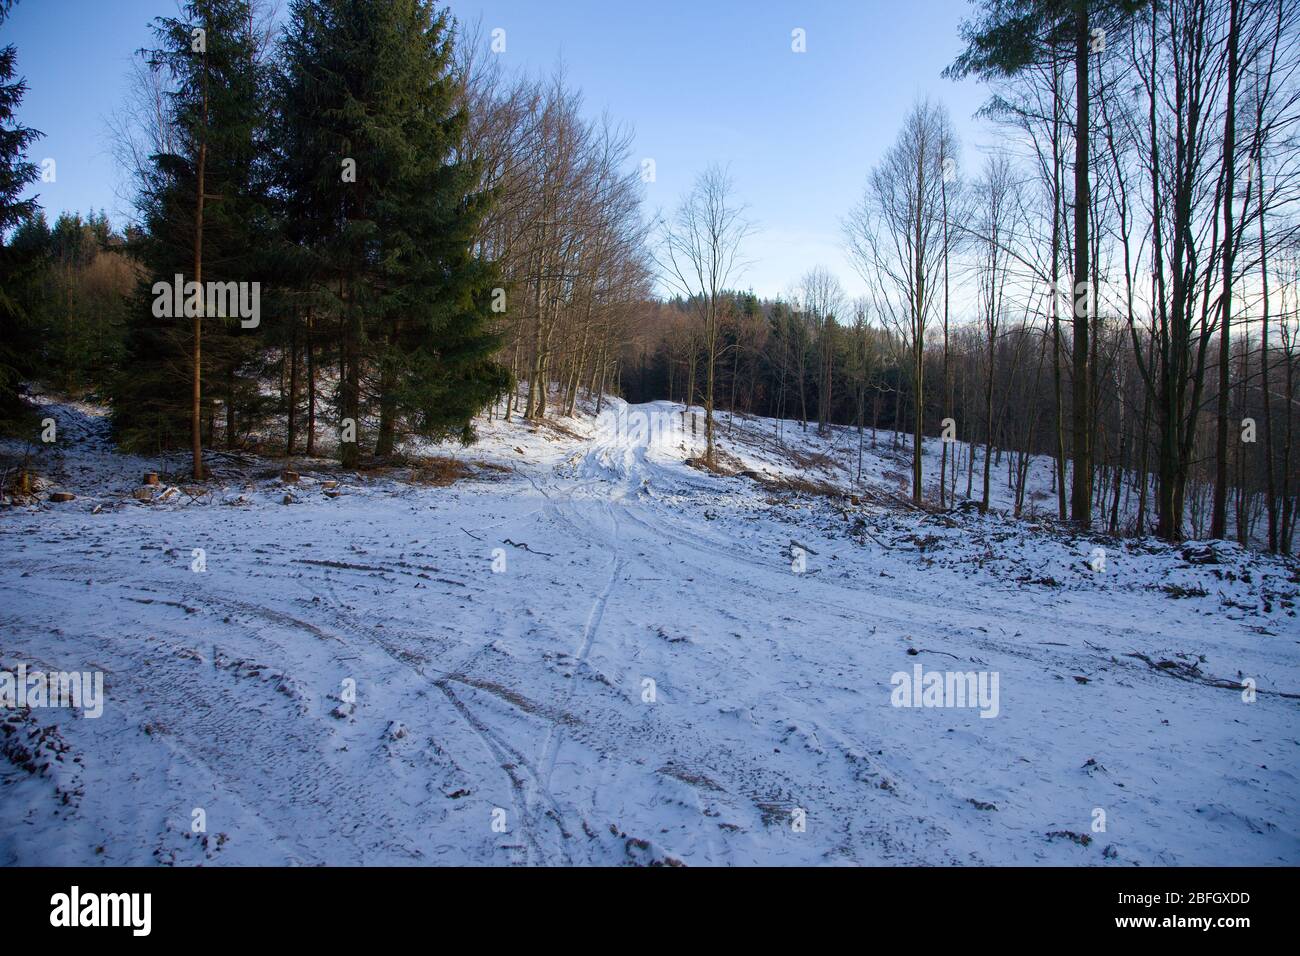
[
  {"xmin": 281, "ymin": 470, "xmax": 300, "ymax": 484},
  {"xmin": 143, "ymin": 472, "xmax": 160, "ymax": 485}
]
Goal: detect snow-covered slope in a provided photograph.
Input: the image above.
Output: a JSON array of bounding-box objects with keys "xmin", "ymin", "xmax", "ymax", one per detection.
[{"xmin": 1, "ymin": 394, "xmax": 1297, "ymax": 865}]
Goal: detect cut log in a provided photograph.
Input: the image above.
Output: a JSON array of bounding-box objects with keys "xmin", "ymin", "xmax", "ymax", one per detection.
[
  {"xmin": 281, "ymin": 470, "xmax": 300, "ymax": 484},
  {"xmin": 143, "ymin": 472, "xmax": 160, "ymax": 485},
  {"xmin": 48, "ymin": 491, "xmax": 76, "ymax": 503}
]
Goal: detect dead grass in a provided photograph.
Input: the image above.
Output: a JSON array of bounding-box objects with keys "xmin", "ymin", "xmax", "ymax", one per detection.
[
  {"xmin": 404, "ymin": 457, "xmax": 512, "ymax": 486},
  {"xmin": 684, "ymin": 448, "xmax": 746, "ymax": 476},
  {"xmin": 787, "ymin": 448, "xmax": 838, "ymax": 472},
  {"xmin": 406, "ymin": 457, "xmax": 475, "ymax": 487},
  {"xmin": 532, "ymin": 417, "xmax": 585, "ymax": 442},
  {"xmin": 757, "ymin": 473, "xmax": 844, "ymax": 499},
  {"xmin": 881, "ymin": 469, "xmax": 910, "ymax": 492}
]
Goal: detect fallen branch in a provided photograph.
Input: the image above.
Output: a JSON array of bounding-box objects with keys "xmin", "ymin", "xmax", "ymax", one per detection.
[
  {"xmin": 847, "ymin": 517, "xmax": 894, "ymax": 550},
  {"xmin": 294, "ymin": 558, "xmax": 390, "ymax": 573},
  {"xmin": 1123, "ymin": 652, "xmax": 1300, "ymax": 699},
  {"xmin": 911, "ymin": 648, "xmax": 962, "ymax": 661},
  {"xmin": 504, "ymin": 538, "xmax": 555, "ymax": 557},
  {"xmin": 208, "ymin": 450, "xmax": 255, "ymax": 466}
]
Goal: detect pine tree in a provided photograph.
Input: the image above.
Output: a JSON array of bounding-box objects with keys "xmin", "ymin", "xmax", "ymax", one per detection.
[
  {"xmin": 948, "ymin": 0, "xmax": 1149, "ymax": 528},
  {"xmin": 0, "ymin": 0, "xmax": 44, "ymax": 424},
  {"xmin": 111, "ymin": 0, "xmax": 272, "ymax": 468},
  {"xmin": 276, "ymin": 0, "xmax": 508, "ymax": 466}
]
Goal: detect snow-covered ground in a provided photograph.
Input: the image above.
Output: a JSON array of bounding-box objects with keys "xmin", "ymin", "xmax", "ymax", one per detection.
[{"xmin": 1, "ymin": 394, "xmax": 1297, "ymax": 865}]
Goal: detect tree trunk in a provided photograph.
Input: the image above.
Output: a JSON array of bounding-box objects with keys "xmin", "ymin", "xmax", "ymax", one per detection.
[
  {"xmin": 190, "ymin": 41, "xmax": 209, "ymax": 481},
  {"xmin": 1211, "ymin": 0, "xmax": 1240, "ymax": 539},
  {"xmin": 1070, "ymin": 0, "xmax": 1092, "ymax": 527},
  {"xmin": 286, "ymin": 320, "xmax": 299, "ymax": 455},
  {"xmin": 375, "ymin": 318, "xmax": 399, "ymax": 458},
  {"xmin": 341, "ymin": 280, "xmax": 361, "ymax": 469},
  {"xmin": 306, "ymin": 311, "xmax": 317, "ymax": 457}
]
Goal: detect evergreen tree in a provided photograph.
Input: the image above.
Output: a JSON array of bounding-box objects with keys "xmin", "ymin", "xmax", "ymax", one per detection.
[
  {"xmin": 276, "ymin": 0, "xmax": 507, "ymax": 466},
  {"xmin": 0, "ymin": 0, "xmax": 43, "ymax": 424},
  {"xmin": 111, "ymin": 0, "xmax": 272, "ymax": 469},
  {"xmin": 2, "ymin": 211, "xmax": 132, "ymax": 397},
  {"xmin": 948, "ymin": 0, "xmax": 1149, "ymax": 528}
]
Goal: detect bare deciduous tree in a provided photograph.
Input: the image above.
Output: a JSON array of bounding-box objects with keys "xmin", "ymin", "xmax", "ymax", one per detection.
[
  {"xmin": 657, "ymin": 165, "xmax": 753, "ymax": 467},
  {"xmin": 846, "ymin": 100, "xmax": 957, "ymax": 504}
]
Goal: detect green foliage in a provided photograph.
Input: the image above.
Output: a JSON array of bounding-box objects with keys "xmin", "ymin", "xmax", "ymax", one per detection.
[
  {"xmin": 946, "ymin": 0, "xmax": 1152, "ymax": 80},
  {"xmin": 12, "ymin": 0, "xmax": 514, "ymax": 460},
  {"xmin": 275, "ymin": 0, "xmax": 508, "ymax": 459},
  {"xmin": 111, "ymin": 0, "xmax": 274, "ymax": 453},
  {"xmin": 18, "ymin": 212, "xmax": 132, "ymax": 394},
  {"xmin": 0, "ymin": 24, "xmax": 43, "ymax": 425}
]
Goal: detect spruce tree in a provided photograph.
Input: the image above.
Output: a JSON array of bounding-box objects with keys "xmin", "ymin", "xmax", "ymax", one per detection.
[
  {"xmin": 111, "ymin": 0, "xmax": 271, "ymax": 468},
  {"xmin": 0, "ymin": 0, "xmax": 43, "ymax": 424},
  {"xmin": 276, "ymin": 0, "xmax": 507, "ymax": 466}
]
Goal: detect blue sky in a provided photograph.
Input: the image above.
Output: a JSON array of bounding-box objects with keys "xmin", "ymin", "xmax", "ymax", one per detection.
[{"xmin": 6, "ymin": 0, "xmax": 999, "ymax": 297}]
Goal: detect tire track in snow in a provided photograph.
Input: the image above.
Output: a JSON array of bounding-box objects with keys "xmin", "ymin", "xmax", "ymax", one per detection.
[
  {"xmin": 435, "ymin": 680, "xmax": 549, "ymax": 866},
  {"xmin": 529, "ymin": 434, "xmax": 633, "ymax": 826},
  {"xmin": 539, "ymin": 504, "xmax": 623, "ymax": 791},
  {"xmin": 44, "ymin": 544, "xmax": 554, "ymax": 864},
  {"xmin": 302, "ymin": 551, "xmax": 575, "ymax": 865}
]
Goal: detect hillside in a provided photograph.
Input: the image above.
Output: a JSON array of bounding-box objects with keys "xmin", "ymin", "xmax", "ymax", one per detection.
[{"xmin": 1, "ymin": 394, "xmax": 1297, "ymax": 865}]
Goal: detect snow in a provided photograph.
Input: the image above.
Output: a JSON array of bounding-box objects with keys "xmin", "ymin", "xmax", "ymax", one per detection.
[{"xmin": 1, "ymin": 393, "xmax": 1297, "ymax": 865}]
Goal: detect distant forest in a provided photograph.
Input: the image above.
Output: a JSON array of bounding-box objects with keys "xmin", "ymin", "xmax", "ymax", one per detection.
[{"xmin": 1, "ymin": 0, "xmax": 1297, "ymax": 550}]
